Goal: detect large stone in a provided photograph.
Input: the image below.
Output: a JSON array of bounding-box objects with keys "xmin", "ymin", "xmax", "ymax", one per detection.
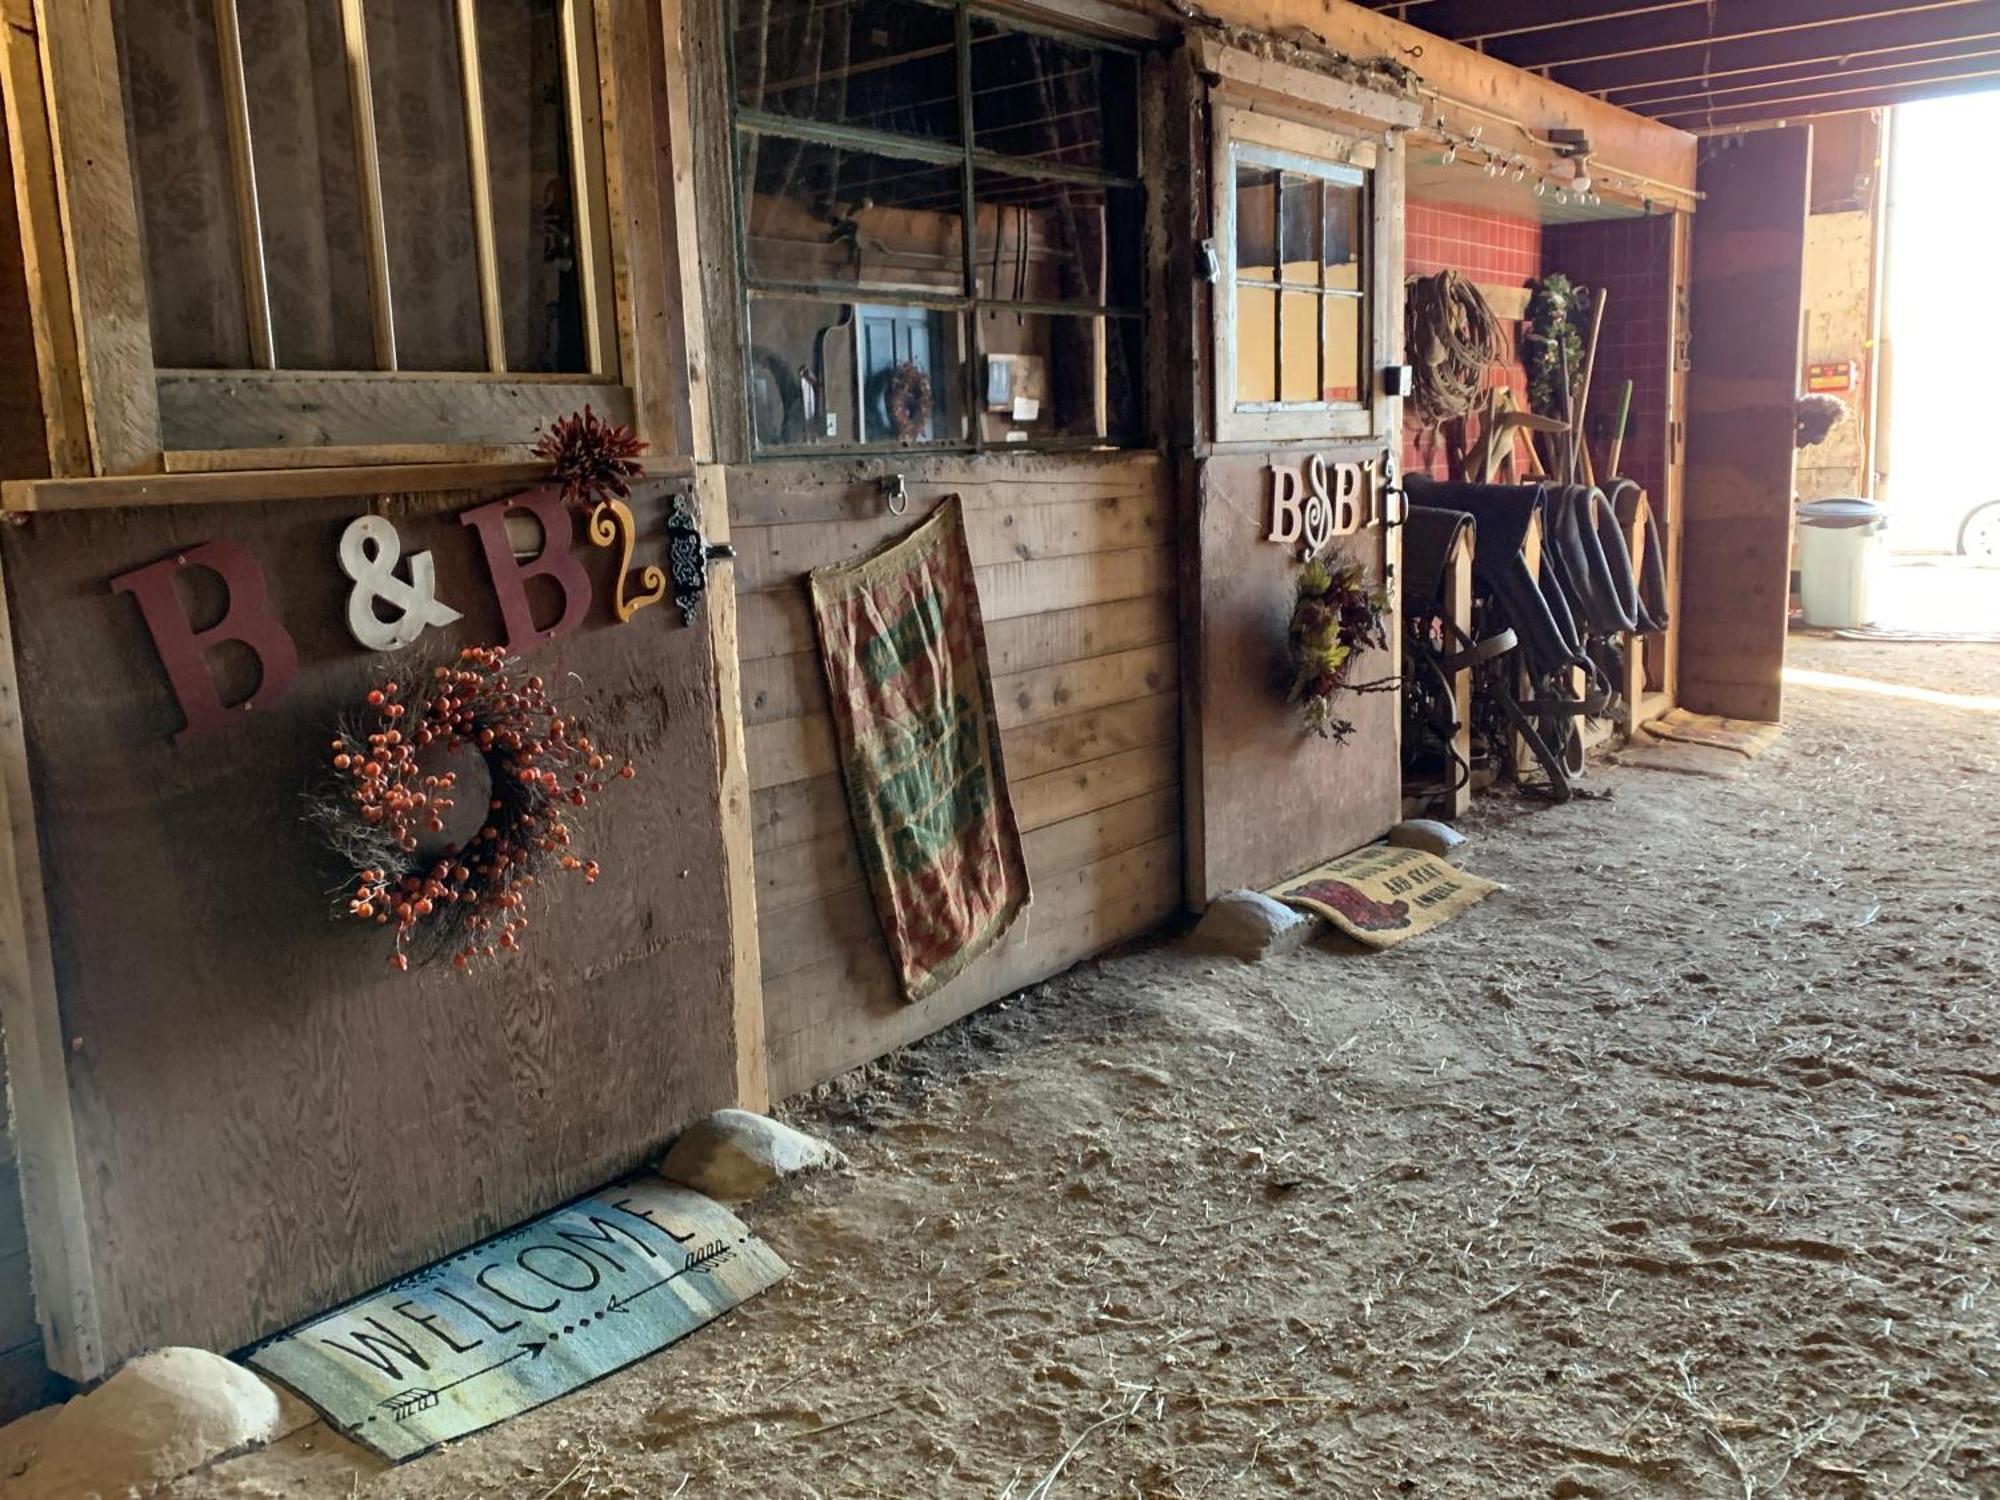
[
  {"xmin": 1, "ymin": 1346, "xmax": 282, "ymax": 1499},
  {"xmin": 1185, "ymin": 889, "xmax": 1319, "ymax": 961},
  {"xmin": 660, "ymin": 1109, "xmax": 842, "ymax": 1203}
]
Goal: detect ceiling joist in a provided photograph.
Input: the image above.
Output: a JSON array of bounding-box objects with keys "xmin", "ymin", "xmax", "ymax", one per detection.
[{"xmin": 1374, "ymin": 0, "xmax": 2000, "ymax": 127}]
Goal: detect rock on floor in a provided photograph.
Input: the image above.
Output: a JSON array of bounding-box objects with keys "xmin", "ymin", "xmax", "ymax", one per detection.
[
  {"xmin": 1185, "ymin": 889, "xmax": 1319, "ymax": 960},
  {"xmin": 1, "ymin": 1346, "xmax": 281, "ymax": 1499},
  {"xmin": 660, "ymin": 1109, "xmax": 841, "ymax": 1202}
]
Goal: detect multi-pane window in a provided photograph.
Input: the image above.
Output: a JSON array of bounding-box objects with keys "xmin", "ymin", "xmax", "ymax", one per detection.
[
  {"xmin": 730, "ymin": 0, "xmax": 1145, "ymax": 455},
  {"xmin": 112, "ymin": 0, "xmax": 612, "ymax": 378},
  {"xmin": 1229, "ymin": 148, "xmax": 1367, "ymax": 415}
]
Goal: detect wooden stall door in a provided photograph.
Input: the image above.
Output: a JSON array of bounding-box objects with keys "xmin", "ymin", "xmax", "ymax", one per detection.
[
  {"xmin": 1680, "ymin": 128, "xmax": 1812, "ymax": 723},
  {"xmin": 731, "ymin": 456, "xmax": 1185, "ymax": 1101},
  {"xmin": 1186, "ymin": 451, "xmax": 1402, "ymax": 903},
  {"xmin": 0, "ymin": 481, "xmax": 749, "ymax": 1378}
]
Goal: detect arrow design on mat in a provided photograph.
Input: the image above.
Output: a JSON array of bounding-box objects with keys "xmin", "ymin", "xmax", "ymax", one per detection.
[
  {"xmin": 604, "ymin": 1238, "xmax": 738, "ymax": 1315},
  {"xmin": 371, "ymin": 1340, "xmax": 548, "ymax": 1424}
]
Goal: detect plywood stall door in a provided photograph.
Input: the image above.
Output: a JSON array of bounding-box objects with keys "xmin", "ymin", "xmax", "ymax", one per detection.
[
  {"xmin": 1680, "ymin": 127, "xmax": 1812, "ymax": 723},
  {"xmin": 1186, "ymin": 452, "xmax": 1403, "ymax": 902},
  {"xmin": 0, "ymin": 484, "xmax": 743, "ymax": 1374}
]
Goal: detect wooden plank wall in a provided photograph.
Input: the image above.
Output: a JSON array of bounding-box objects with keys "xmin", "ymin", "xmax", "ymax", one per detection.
[{"xmin": 729, "ymin": 454, "xmax": 1184, "ymax": 1100}]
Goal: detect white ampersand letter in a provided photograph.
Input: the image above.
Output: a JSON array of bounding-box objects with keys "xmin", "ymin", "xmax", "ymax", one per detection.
[{"xmin": 338, "ymin": 515, "xmax": 464, "ymax": 652}]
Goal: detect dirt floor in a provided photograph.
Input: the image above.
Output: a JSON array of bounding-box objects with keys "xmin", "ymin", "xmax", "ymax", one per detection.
[{"xmin": 177, "ymin": 634, "xmax": 1997, "ymax": 1498}]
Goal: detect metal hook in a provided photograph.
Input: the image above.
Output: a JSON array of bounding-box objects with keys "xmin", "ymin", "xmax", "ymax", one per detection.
[{"xmin": 881, "ymin": 474, "xmax": 909, "ymax": 516}]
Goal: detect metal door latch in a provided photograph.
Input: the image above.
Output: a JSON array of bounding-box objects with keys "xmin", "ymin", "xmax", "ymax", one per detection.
[{"xmin": 666, "ymin": 492, "xmax": 734, "ymax": 624}]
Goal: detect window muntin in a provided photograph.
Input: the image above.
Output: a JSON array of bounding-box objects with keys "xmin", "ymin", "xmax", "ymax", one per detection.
[
  {"xmin": 730, "ymin": 0, "xmax": 1145, "ymax": 456},
  {"xmin": 112, "ymin": 0, "xmax": 608, "ymax": 378},
  {"xmin": 1229, "ymin": 146, "xmax": 1368, "ymax": 417}
]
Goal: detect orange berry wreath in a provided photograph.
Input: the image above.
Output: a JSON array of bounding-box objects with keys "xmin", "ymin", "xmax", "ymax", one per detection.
[{"xmin": 310, "ymin": 645, "xmax": 634, "ymax": 972}]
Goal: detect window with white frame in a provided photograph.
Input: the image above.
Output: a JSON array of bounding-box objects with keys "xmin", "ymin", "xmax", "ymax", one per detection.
[{"xmin": 1214, "ymin": 112, "xmax": 1381, "ymax": 445}]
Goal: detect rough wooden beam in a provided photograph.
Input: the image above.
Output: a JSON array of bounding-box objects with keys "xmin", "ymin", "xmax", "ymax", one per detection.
[
  {"xmin": 1564, "ymin": 0, "xmax": 2000, "ymax": 95},
  {"xmin": 1114, "ymin": 0, "xmax": 1699, "ymax": 199}
]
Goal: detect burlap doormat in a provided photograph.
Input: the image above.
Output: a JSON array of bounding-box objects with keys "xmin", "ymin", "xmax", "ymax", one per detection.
[
  {"xmin": 1643, "ymin": 707, "xmax": 1783, "ymax": 758},
  {"xmin": 1268, "ymin": 844, "xmax": 1500, "ymax": 951}
]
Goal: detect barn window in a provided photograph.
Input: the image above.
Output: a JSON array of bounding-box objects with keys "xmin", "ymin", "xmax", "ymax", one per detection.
[
  {"xmin": 730, "ymin": 0, "xmax": 1146, "ymax": 455},
  {"xmin": 1213, "ymin": 112, "xmax": 1382, "ymax": 445},
  {"xmin": 104, "ymin": 0, "xmax": 624, "ymax": 455}
]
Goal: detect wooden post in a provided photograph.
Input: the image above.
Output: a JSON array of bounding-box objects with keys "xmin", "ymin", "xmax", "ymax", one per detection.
[
  {"xmin": 0, "ymin": 548, "xmax": 102, "ymax": 1379},
  {"xmin": 31, "ymin": 0, "xmax": 163, "ymax": 472},
  {"xmin": 697, "ymin": 463, "xmax": 768, "ymax": 1113},
  {"xmin": 1512, "ymin": 508, "xmax": 1542, "ymax": 782},
  {"xmin": 1443, "ymin": 520, "xmax": 1474, "ymax": 820},
  {"xmin": 1621, "ymin": 499, "xmax": 1649, "ymax": 740}
]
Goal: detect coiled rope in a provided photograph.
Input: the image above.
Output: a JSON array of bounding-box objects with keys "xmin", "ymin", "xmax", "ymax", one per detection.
[{"xmin": 1404, "ymin": 269, "xmax": 1505, "ymax": 433}]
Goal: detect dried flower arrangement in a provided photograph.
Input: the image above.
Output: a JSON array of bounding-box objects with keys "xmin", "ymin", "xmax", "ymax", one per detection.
[
  {"xmin": 1287, "ymin": 557, "xmax": 1395, "ymax": 743},
  {"xmin": 309, "ymin": 645, "xmax": 634, "ymax": 972},
  {"xmin": 533, "ymin": 404, "xmax": 648, "ymax": 512}
]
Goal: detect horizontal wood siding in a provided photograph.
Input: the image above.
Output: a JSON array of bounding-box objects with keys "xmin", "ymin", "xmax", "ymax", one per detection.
[{"xmin": 728, "ymin": 455, "xmax": 1183, "ymax": 1100}]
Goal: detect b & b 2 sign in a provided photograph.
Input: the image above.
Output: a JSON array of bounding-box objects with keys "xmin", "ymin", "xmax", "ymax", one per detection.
[{"xmin": 1265, "ymin": 453, "xmax": 1404, "ymax": 559}]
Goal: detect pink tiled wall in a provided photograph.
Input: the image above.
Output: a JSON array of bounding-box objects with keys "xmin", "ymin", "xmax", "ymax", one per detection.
[
  {"xmin": 1543, "ymin": 215, "xmax": 1676, "ymax": 507},
  {"xmin": 1402, "ymin": 199, "xmax": 1541, "ymax": 480},
  {"xmin": 1399, "ymin": 201, "xmax": 1676, "ymax": 506}
]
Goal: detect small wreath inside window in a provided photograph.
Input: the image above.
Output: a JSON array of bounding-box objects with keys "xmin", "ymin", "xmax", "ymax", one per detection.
[
  {"xmin": 1287, "ymin": 558, "xmax": 1396, "ymax": 743},
  {"xmin": 309, "ymin": 645, "xmax": 634, "ymax": 972},
  {"xmin": 885, "ymin": 361, "xmax": 933, "ymax": 441}
]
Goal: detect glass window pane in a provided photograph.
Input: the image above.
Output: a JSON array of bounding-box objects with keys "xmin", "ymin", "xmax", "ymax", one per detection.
[
  {"xmin": 1324, "ymin": 295, "xmax": 1363, "ymax": 404},
  {"xmin": 1280, "ymin": 290, "xmax": 1318, "ymax": 403},
  {"xmin": 478, "ymin": 0, "xmax": 588, "ymax": 372},
  {"xmin": 748, "ymin": 298, "xmax": 965, "ymax": 449},
  {"xmin": 240, "ymin": 0, "xmax": 374, "ymax": 370},
  {"xmin": 114, "ymin": 0, "xmax": 252, "ymax": 368},
  {"xmin": 1235, "ymin": 286, "xmax": 1276, "ymax": 405},
  {"xmin": 365, "ymin": 0, "xmax": 483, "ymax": 371},
  {"xmin": 972, "ymin": 174, "xmax": 1142, "ymax": 308},
  {"xmin": 736, "ymin": 0, "xmax": 959, "ymax": 144},
  {"xmin": 1322, "ymin": 182, "xmax": 1363, "ymax": 292},
  {"xmin": 969, "ymin": 19, "xmax": 1137, "ymax": 178},
  {"xmin": 980, "ymin": 312, "xmax": 1137, "ymax": 444},
  {"xmin": 1234, "ymin": 165, "xmax": 1276, "ymax": 282},
  {"xmin": 743, "ymin": 142, "xmax": 963, "ymax": 295},
  {"xmin": 1280, "ymin": 175, "xmax": 1320, "ymax": 288}
]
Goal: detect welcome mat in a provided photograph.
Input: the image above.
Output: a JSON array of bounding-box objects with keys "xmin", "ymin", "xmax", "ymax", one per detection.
[
  {"xmin": 1643, "ymin": 707, "xmax": 1782, "ymax": 758},
  {"xmin": 245, "ymin": 1177, "xmax": 786, "ymax": 1462},
  {"xmin": 1268, "ymin": 844, "xmax": 1500, "ymax": 950}
]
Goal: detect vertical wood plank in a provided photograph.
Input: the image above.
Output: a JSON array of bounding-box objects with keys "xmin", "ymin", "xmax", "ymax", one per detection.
[
  {"xmin": 31, "ymin": 0, "xmax": 161, "ymax": 472},
  {"xmin": 339, "ymin": 0, "xmax": 397, "ymax": 369},
  {"xmin": 598, "ymin": 0, "xmax": 675, "ymax": 450},
  {"xmin": 564, "ymin": 0, "xmax": 619, "ymax": 381},
  {"xmin": 700, "ymin": 464, "xmax": 768, "ymax": 1111},
  {"xmin": 211, "ymin": 0, "xmax": 275, "ymax": 370},
  {"xmin": 453, "ymin": 0, "xmax": 508, "ymax": 374},
  {"xmin": 654, "ymin": 0, "xmax": 708, "ymax": 457},
  {"xmin": 0, "ymin": 549, "xmax": 101, "ymax": 1379}
]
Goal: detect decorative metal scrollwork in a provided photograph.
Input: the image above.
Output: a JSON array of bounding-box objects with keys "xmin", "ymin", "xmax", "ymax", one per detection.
[{"xmin": 667, "ymin": 492, "xmax": 735, "ymax": 625}]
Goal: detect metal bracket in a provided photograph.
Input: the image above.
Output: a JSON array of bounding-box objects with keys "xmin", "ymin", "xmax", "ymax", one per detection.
[
  {"xmin": 880, "ymin": 473, "xmax": 910, "ymax": 516},
  {"xmin": 666, "ymin": 492, "xmax": 734, "ymax": 625}
]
